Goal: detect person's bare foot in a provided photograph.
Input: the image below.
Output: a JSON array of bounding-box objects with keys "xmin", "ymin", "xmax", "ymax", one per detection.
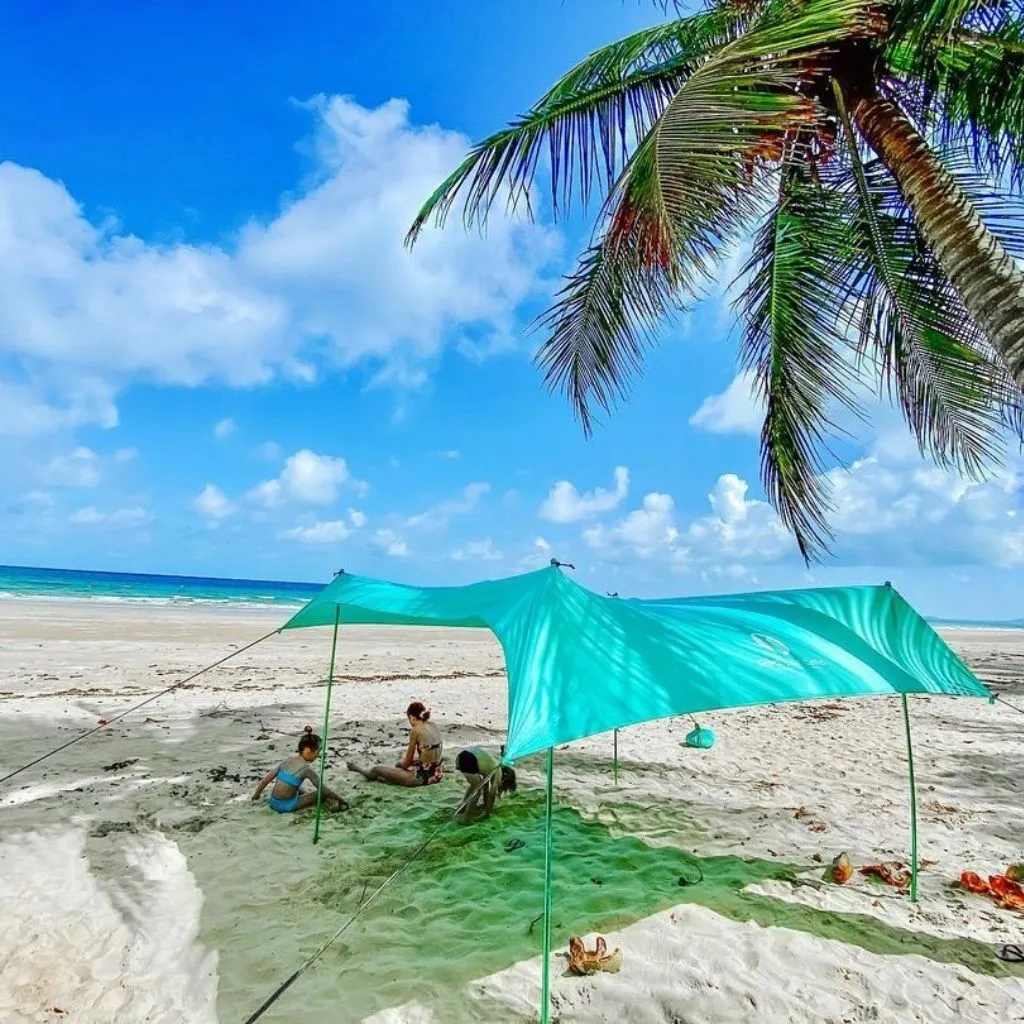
[{"xmin": 347, "ymin": 761, "xmax": 370, "ymax": 780}]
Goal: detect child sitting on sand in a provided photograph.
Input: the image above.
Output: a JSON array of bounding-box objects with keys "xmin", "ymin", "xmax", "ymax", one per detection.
[
  {"xmin": 347, "ymin": 701, "xmax": 444, "ymax": 787},
  {"xmin": 252, "ymin": 726, "xmax": 346, "ymax": 813},
  {"xmin": 455, "ymin": 747, "xmax": 516, "ymax": 823}
]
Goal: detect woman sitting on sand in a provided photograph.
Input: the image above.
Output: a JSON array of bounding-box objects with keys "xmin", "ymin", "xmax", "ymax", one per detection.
[
  {"xmin": 347, "ymin": 701, "xmax": 444, "ymax": 787},
  {"xmin": 252, "ymin": 726, "xmax": 346, "ymax": 813},
  {"xmin": 455, "ymin": 747, "xmax": 516, "ymax": 823}
]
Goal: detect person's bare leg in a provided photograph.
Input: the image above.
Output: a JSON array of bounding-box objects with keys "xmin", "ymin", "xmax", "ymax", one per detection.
[
  {"xmin": 295, "ymin": 788, "xmax": 347, "ymax": 811},
  {"xmin": 347, "ymin": 762, "xmax": 421, "ymax": 787}
]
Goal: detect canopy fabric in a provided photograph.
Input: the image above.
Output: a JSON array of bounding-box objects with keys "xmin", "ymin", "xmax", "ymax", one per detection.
[{"xmin": 282, "ymin": 566, "xmax": 989, "ymax": 762}]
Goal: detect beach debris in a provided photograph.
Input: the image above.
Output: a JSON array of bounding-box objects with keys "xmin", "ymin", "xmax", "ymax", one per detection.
[
  {"xmin": 92, "ymin": 820, "xmax": 139, "ymax": 838},
  {"xmin": 995, "ymin": 943, "xmax": 1024, "ymax": 963},
  {"xmin": 565, "ymin": 935, "xmax": 623, "ymax": 975},
  {"xmin": 209, "ymin": 765, "xmax": 241, "ymax": 783},
  {"xmin": 102, "ymin": 758, "xmax": 138, "ymax": 772},
  {"xmin": 824, "ymin": 852, "xmax": 854, "ymax": 885},
  {"xmin": 959, "ymin": 871, "xmax": 1024, "ymax": 912},
  {"xmin": 504, "ymin": 838, "xmax": 526, "ymax": 853},
  {"xmin": 1006, "ymin": 863, "xmax": 1024, "ymax": 883},
  {"xmin": 860, "ymin": 861, "xmax": 913, "ymax": 889}
]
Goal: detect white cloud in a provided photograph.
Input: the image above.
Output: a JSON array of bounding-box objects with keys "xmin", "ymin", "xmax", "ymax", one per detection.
[
  {"xmin": 372, "ymin": 528, "xmax": 409, "ymax": 557},
  {"xmin": 821, "ymin": 443, "xmax": 1024, "ymax": 566},
  {"xmin": 583, "ymin": 433, "xmax": 1024, "ymax": 575},
  {"xmin": 539, "ymin": 466, "xmax": 629, "ymax": 523},
  {"xmin": 113, "ymin": 447, "xmax": 138, "ymax": 464},
  {"xmin": 0, "ymin": 95, "xmax": 555, "ymax": 434},
  {"xmin": 689, "ymin": 371, "xmax": 763, "ymax": 435},
  {"xmin": 39, "ymin": 447, "xmax": 100, "ymax": 488},
  {"xmin": 0, "ymin": 379, "xmax": 118, "ymax": 437},
  {"xmin": 193, "ymin": 484, "xmax": 234, "ymax": 521},
  {"xmin": 258, "ymin": 441, "xmax": 282, "ymax": 461},
  {"xmin": 279, "ymin": 519, "xmax": 351, "ymax": 544},
  {"xmin": 451, "ymin": 538, "xmax": 502, "ymax": 562},
  {"xmin": 584, "ymin": 492, "xmax": 683, "ymax": 563},
  {"xmin": 249, "ymin": 449, "xmax": 362, "ymax": 506},
  {"xmin": 435, "ymin": 449, "xmax": 461, "ymax": 460},
  {"xmin": 214, "ymin": 418, "xmax": 236, "ymax": 440},
  {"xmin": 247, "ymin": 479, "xmax": 282, "ymax": 507},
  {"xmin": 348, "ymin": 508, "xmax": 367, "ymax": 528},
  {"xmin": 685, "ymin": 474, "xmax": 791, "ymax": 562},
  {"xmin": 404, "ymin": 481, "xmax": 489, "ymax": 531},
  {"xmin": 69, "ymin": 505, "xmax": 148, "ymax": 527}
]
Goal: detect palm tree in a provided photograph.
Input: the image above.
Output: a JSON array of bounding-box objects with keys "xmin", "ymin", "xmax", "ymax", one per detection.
[{"xmin": 407, "ymin": 0, "xmax": 1024, "ymax": 560}]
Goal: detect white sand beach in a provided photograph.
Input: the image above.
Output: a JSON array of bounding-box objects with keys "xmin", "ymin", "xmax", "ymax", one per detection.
[{"xmin": 1, "ymin": 598, "xmax": 1022, "ymax": 1023}]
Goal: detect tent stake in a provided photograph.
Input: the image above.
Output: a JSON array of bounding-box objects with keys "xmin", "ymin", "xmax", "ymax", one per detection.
[
  {"xmin": 313, "ymin": 605, "xmax": 341, "ymax": 845},
  {"xmin": 540, "ymin": 746, "xmax": 555, "ymax": 1024},
  {"xmin": 612, "ymin": 729, "xmax": 618, "ymax": 785},
  {"xmin": 900, "ymin": 694, "xmax": 919, "ymax": 903}
]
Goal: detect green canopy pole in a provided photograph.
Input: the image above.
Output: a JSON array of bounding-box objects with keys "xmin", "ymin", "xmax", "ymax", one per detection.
[
  {"xmin": 313, "ymin": 605, "xmax": 341, "ymax": 845},
  {"xmin": 612, "ymin": 729, "xmax": 618, "ymax": 785},
  {"xmin": 540, "ymin": 746, "xmax": 555, "ymax": 1024},
  {"xmin": 900, "ymin": 693, "xmax": 919, "ymax": 902}
]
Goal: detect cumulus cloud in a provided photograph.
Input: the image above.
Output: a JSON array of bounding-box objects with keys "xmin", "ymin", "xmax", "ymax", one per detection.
[
  {"xmin": 113, "ymin": 447, "xmax": 138, "ymax": 464},
  {"xmin": 193, "ymin": 484, "xmax": 234, "ymax": 521},
  {"xmin": 584, "ymin": 492, "xmax": 684, "ymax": 563},
  {"xmin": 404, "ymin": 482, "xmax": 489, "ymax": 531},
  {"xmin": 371, "ymin": 528, "xmax": 409, "ymax": 557},
  {"xmin": 451, "ymin": 538, "xmax": 502, "ymax": 562},
  {"xmin": 689, "ymin": 371, "xmax": 763, "ymax": 435},
  {"xmin": 539, "ymin": 466, "xmax": 629, "ymax": 523},
  {"xmin": 39, "ymin": 447, "xmax": 100, "ymax": 488},
  {"xmin": 249, "ymin": 449, "xmax": 363, "ymax": 506},
  {"xmin": 213, "ymin": 418, "xmax": 236, "ymax": 440},
  {"xmin": 583, "ymin": 433, "xmax": 1024, "ymax": 575},
  {"xmin": 0, "ymin": 95, "xmax": 556, "ymax": 435},
  {"xmin": 69, "ymin": 505, "xmax": 148, "ymax": 527},
  {"xmin": 278, "ymin": 519, "xmax": 351, "ymax": 544}
]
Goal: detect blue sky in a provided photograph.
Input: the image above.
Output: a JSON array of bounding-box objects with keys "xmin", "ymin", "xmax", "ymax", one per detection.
[{"xmin": 1, "ymin": 0, "xmax": 1022, "ymax": 619}]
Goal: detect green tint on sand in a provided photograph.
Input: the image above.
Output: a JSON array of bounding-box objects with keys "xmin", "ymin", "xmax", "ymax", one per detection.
[{"xmin": 187, "ymin": 772, "xmax": 1018, "ymax": 1024}]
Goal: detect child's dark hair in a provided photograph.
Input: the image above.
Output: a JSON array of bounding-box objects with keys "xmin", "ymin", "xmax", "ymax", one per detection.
[
  {"xmin": 406, "ymin": 701, "xmax": 430, "ymax": 722},
  {"xmin": 498, "ymin": 744, "xmax": 515, "ymax": 794},
  {"xmin": 297, "ymin": 725, "xmax": 321, "ymax": 753}
]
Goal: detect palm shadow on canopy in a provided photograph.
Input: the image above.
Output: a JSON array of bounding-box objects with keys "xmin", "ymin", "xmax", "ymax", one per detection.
[
  {"xmin": 282, "ymin": 565, "xmax": 989, "ymax": 762},
  {"xmin": 407, "ymin": 0, "xmax": 1024, "ymax": 563}
]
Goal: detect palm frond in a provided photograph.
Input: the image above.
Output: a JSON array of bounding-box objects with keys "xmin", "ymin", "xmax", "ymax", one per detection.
[
  {"xmin": 405, "ymin": 11, "xmax": 740, "ymax": 245},
  {"xmin": 607, "ymin": 0, "xmax": 876, "ymax": 297},
  {"xmin": 887, "ymin": 3, "xmax": 1024, "ymax": 187},
  {"xmin": 532, "ymin": 229, "xmax": 682, "ymax": 435},
  {"xmin": 735, "ymin": 171, "xmax": 863, "ymax": 562},
  {"xmin": 830, "ymin": 84, "xmax": 1019, "ymax": 473}
]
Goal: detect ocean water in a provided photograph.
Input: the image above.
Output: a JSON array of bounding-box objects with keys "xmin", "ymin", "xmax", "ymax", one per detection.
[
  {"xmin": 0, "ymin": 564, "xmax": 324, "ymax": 609},
  {"xmin": 0, "ymin": 564, "xmax": 1021, "ymax": 630}
]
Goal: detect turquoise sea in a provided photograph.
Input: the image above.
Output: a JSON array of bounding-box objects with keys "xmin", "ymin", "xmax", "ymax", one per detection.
[
  {"xmin": 0, "ymin": 564, "xmax": 1020, "ymax": 628},
  {"xmin": 0, "ymin": 564, "xmax": 324, "ymax": 609}
]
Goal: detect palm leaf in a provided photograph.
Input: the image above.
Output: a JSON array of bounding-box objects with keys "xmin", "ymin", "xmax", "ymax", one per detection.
[
  {"xmin": 887, "ymin": 2, "xmax": 1024, "ymax": 186},
  {"xmin": 830, "ymin": 84, "xmax": 1019, "ymax": 474},
  {"xmin": 405, "ymin": 11, "xmax": 740, "ymax": 245},
  {"xmin": 533, "ymin": 228, "xmax": 682, "ymax": 435},
  {"xmin": 607, "ymin": 0, "xmax": 876, "ymax": 297},
  {"xmin": 735, "ymin": 171, "xmax": 864, "ymax": 561}
]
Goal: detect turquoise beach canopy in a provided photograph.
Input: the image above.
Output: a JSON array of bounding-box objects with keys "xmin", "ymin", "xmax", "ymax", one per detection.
[{"xmin": 282, "ymin": 565, "xmax": 989, "ymax": 762}]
